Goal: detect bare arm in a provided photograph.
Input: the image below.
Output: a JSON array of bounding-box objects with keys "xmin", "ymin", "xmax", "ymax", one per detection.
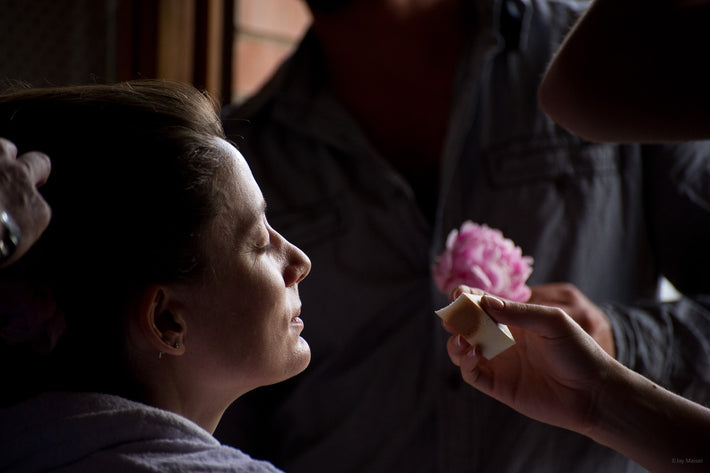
[
  {"xmin": 444, "ymin": 287, "xmax": 710, "ymax": 472},
  {"xmin": 590, "ymin": 353, "xmax": 709, "ymax": 470},
  {"xmin": 538, "ymin": 0, "xmax": 710, "ymax": 143}
]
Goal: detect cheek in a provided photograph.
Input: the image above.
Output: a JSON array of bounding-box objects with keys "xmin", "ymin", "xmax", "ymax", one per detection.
[{"xmin": 229, "ymin": 292, "xmax": 282, "ymax": 348}]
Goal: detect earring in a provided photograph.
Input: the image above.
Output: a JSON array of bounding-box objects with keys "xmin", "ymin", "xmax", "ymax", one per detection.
[{"xmin": 158, "ymin": 342, "xmax": 179, "ymax": 360}]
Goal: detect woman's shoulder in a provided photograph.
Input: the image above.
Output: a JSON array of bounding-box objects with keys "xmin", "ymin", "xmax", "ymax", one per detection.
[{"xmin": 1, "ymin": 392, "xmax": 284, "ymax": 473}]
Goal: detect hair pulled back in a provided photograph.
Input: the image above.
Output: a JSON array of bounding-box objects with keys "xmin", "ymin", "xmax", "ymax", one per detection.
[{"xmin": 0, "ymin": 80, "xmax": 229, "ymax": 403}]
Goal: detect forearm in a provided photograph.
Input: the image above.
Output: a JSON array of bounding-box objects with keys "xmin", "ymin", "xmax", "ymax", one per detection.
[
  {"xmin": 590, "ymin": 358, "xmax": 709, "ymax": 471},
  {"xmin": 539, "ymin": 0, "xmax": 710, "ymax": 142},
  {"xmin": 449, "ymin": 296, "xmax": 710, "ymax": 470}
]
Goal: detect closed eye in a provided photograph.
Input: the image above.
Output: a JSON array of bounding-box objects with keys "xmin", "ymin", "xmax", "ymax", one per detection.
[{"xmin": 255, "ymin": 242, "xmax": 273, "ymax": 254}]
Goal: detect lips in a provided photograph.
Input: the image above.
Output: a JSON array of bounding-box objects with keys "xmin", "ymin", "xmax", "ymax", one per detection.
[{"xmin": 291, "ymin": 307, "xmax": 303, "ymax": 325}]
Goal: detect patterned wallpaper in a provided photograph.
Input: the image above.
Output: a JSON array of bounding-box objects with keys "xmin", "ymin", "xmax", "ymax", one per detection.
[{"xmin": 0, "ymin": 0, "xmax": 114, "ymax": 88}]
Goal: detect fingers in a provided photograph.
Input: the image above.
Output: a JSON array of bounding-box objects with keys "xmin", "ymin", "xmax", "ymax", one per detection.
[
  {"xmin": 450, "ymin": 284, "xmax": 485, "ymax": 301},
  {"xmin": 441, "ymin": 319, "xmax": 458, "ymax": 335},
  {"xmin": 0, "ymin": 138, "xmax": 52, "ymax": 266},
  {"xmin": 446, "ymin": 334, "xmax": 489, "ymax": 389},
  {"xmin": 479, "ymin": 295, "xmax": 575, "ymax": 339},
  {"xmin": 0, "ymin": 137, "xmax": 51, "ymax": 187},
  {"xmin": 446, "ymin": 333, "xmax": 470, "ymax": 366},
  {"xmin": 0, "ymin": 137, "xmax": 18, "ymax": 161},
  {"xmin": 458, "ymin": 344, "xmax": 485, "ymax": 388},
  {"xmin": 442, "ymin": 290, "xmax": 579, "ymax": 350},
  {"xmin": 17, "ymin": 151, "xmax": 51, "ymax": 187}
]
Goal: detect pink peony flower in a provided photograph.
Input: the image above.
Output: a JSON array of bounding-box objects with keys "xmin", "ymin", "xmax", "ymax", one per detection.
[{"xmin": 433, "ymin": 221, "xmax": 534, "ymax": 301}]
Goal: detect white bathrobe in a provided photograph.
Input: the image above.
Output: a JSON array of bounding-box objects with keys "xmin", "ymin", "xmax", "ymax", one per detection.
[{"xmin": 0, "ymin": 392, "xmax": 284, "ymax": 472}]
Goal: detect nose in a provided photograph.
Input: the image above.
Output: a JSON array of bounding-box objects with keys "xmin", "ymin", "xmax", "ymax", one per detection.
[
  {"xmin": 272, "ymin": 228, "xmax": 311, "ymax": 286},
  {"xmin": 286, "ymin": 243, "xmax": 311, "ymax": 286}
]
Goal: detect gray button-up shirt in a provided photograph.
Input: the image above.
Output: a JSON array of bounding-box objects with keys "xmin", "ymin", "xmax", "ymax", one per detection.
[{"xmin": 217, "ymin": 0, "xmax": 710, "ymax": 471}]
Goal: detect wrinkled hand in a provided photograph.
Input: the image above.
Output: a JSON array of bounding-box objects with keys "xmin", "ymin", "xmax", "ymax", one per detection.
[
  {"xmin": 529, "ymin": 283, "xmax": 615, "ymax": 357},
  {"xmin": 0, "ymin": 138, "xmax": 51, "ymax": 267},
  {"xmin": 444, "ymin": 286, "xmax": 614, "ymax": 435}
]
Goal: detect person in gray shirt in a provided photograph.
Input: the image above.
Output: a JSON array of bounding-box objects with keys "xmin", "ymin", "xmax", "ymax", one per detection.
[{"xmin": 217, "ymin": 0, "xmax": 710, "ymax": 471}]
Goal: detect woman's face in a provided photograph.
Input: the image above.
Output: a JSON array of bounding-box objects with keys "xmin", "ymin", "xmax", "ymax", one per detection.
[{"xmin": 179, "ymin": 139, "xmax": 311, "ymax": 397}]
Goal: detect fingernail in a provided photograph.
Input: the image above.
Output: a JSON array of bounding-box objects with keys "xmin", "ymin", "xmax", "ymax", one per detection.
[
  {"xmin": 482, "ymin": 295, "xmax": 505, "ymax": 310},
  {"xmin": 454, "ymin": 334, "xmax": 464, "ymax": 347},
  {"xmin": 455, "ymin": 334, "xmax": 471, "ymax": 349}
]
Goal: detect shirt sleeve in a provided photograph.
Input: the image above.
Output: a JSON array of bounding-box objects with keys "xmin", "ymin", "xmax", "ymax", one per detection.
[
  {"xmin": 605, "ymin": 296, "xmax": 710, "ymax": 404},
  {"xmin": 607, "ymin": 141, "xmax": 710, "ymax": 404}
]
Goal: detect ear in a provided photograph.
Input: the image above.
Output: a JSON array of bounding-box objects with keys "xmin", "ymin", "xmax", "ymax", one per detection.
[{"xmin": 135, "ymin": 285, "xmax": 187, "ymax": 357}]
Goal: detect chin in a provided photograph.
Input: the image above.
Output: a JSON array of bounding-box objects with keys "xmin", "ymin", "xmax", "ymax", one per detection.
[
  {"xmin": 291, "ymin": 337, "xmax": 312, "ymax": 375},
  {"xmin": 264, "ymin": 339, "xmax": 311, "ymax": 387},
  {"xmin": 284, "ymin": 338, "xmax": 312, "ymax": 380}
]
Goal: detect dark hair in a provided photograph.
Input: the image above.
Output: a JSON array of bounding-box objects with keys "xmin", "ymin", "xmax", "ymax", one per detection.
[{"xmin": 0, "ymin": 80, "xmax": 228, "ymax": 404}]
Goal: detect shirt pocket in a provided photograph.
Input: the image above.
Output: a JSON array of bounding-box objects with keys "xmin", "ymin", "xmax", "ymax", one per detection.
[{"xmin": 483, "ymin": 136, "xmax": 620, "ymax": 187}]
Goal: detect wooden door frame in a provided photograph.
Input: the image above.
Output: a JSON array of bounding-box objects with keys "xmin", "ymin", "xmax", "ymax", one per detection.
[{"xmin": 115, "ymin": 0, "xmax": 233, "ymax": 104}]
